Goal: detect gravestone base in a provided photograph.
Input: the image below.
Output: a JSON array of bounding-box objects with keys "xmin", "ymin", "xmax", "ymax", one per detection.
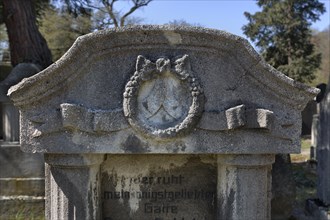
[
  {"xmin": 44, "ymin": 153, "xmax": 274, "ymax": 220},
  {"xmin": 102, "ymin": 154, "xmax": 217, "ymax": 220}
]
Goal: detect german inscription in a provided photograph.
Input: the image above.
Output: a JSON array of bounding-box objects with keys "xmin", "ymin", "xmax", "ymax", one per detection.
[{"xmin": 102, "ymin": 155, "xmax": 216, "ymax": 220}]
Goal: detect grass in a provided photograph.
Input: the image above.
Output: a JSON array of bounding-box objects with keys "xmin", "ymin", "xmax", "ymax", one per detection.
[
  {"xmin": 301, "ymin": 138, "xmax": 312, "ymax": 150},
  {"xmin": 14, "ymin": 208, "xmax": 45, "ymax": 220},
  {"xmin": 290, "ymin": 137, "xmax": 318, "ymax": 218},
  {"xmin": 291, "ymin": 137, "xmax": 312, "ymax": 163},
  {"xmin": 0, "ymin": 200, "xmax": 45, "ymax": 220},
  {"xmin": 291, "ymin": 154, "xmax": 309, "ymax": 163}
]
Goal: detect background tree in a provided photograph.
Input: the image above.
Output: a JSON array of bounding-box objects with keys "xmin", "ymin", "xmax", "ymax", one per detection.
[
  {"xmin": 312, "ymin": 26, "xmax": 330, "ymax": 85},
  {"xmin": 39, "ymin": 5, "xmax": 92, "ymax": 61},
  {"xmin": 0, "ymin": 23, "xmax": 8, "ymax": 56},
  {"xmin": 166, "ymin": 19, "xmax": 203, "ymax": 27},
  {"xmin": 0, "ymin": 0, "xmax": 153, "ymax": 69},
  {"xmin": 243, "ymin": 0, "xmax": 326, "ymax": 83},
  {"xmin": 1, "ymin": 0, "xmax": 52, "ymax": 69},
  {"xmin": 0, "ymin": 24, "xmax": 7, "ymax": 45},
  {"xmin": 62, "ymin": 0, "xmax": 152, "ymax": 29},
  {"xmin": 92, "ymin": 8, "xmax": 143, "ymax": 30}
]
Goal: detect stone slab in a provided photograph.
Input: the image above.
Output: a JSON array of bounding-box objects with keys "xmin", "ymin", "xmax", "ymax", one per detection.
[
  {"xmin": 317, "ymin": 75, "xmax": 330, "ymax": 205},
  {"xmin": 0, "ymin": 143, "xmax": 44, "ymax": 178},
  {"xmin": 0, "ymin": 177, "xmax": 44, "ymax": 196}
]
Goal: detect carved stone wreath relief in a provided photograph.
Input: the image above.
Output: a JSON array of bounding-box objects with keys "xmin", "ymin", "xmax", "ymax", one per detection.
[{"xmin": 123, "ymin": 55, "xmax": 205, "ymax": 138}]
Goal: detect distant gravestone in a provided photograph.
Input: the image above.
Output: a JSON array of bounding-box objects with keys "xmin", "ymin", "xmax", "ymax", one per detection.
[
  {"xmin": 317, "ymin": 79, "xmax": 330, "ymax": 206},
  {"xmin": 8, "ymin": 26, "xmax": 318, "ymax": 220},
  {"xmin": 0, "ymin": 63, "xmax": 41, "ymax": 141},
  {"xmin": 301, "ymin": 100, "xmax": 317, "ymax": 135},
  {"xmin": 306, "ymin": 80, "xmax": 330, "ymax": 219},
  {"xmin": 311, "ymin": 83, "xmax": 328, "ymax": 153},
  {"xmin": 0, "ymin": 63, "xmax": 45, "ymax": 219}
]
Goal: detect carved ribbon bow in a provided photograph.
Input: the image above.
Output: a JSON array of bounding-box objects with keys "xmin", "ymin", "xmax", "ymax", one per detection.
[{"xmin": 136, "ymin": 55, "xmax": 190, "ymax": 81}]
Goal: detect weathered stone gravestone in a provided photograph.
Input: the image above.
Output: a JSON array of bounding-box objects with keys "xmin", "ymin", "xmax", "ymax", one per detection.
[
  {"xmin": 306, "ymin": 78, "xmax": 330, "ymax": 219},
  {"xmin": 317, "ymin": 80, "xmax": 330, "ymax": 207},
  {"xmin": 9, "ymin": 26, "xmax": 318, "ymax": 220}
]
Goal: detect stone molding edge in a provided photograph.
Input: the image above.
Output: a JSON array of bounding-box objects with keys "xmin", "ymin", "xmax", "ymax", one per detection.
[
  {"xmin": 32, "ymin": 103, "xmax": 288, "ymax": 140},
  {"xmin": 60, "ymin": 103, "xmax": 128, "ymax": 133},
  {"xmin": 217, "ymin": 154, "xmax": 275, "ymax": 166},
  {"xmin": 123, "ymin": 55, "xmax": 204, "ymax": 139},
  {"xmin": 8, "ymin": 25, "xmax": 319, "ymax": 109},
  {"xmin": 44, "ymin": 154, "xmax": 105, "ymax": 167}
]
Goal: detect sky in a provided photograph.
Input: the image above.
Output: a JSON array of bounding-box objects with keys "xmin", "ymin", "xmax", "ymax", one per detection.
[{"xmin": 121, "ymin": 0, "xmax": 330, "ymax": 38}]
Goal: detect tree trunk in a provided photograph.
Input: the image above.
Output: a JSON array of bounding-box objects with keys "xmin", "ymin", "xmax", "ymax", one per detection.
[{"xmin": 2, "ymin": 0, "xmax": 52, "ymax": 69}]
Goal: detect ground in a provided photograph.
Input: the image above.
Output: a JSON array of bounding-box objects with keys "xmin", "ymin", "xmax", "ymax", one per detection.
[{"xmin": 291, "ymin": 137, "xmax": 318, "ymax": 220}]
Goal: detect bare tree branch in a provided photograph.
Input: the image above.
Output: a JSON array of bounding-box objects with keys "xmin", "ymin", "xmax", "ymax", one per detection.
[
  {"xmin": 77, "ymin": 0, "xmax": 107, "ymax": 14},
  {"xmin": 102, "ymin": 0, "xmax": 119, "ymax": 27},
  {"xmin": 120, "ymin": 0, "xmax": 152, "ymax": 27},
  {"xmin": 62, "ymin": 0, "xmax": 152, "ymax": 29}
]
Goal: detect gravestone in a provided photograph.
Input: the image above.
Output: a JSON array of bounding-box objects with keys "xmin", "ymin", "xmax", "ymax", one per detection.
[
  {"xmin": 317, "ymin": 77, "xmax": 330, "ymax": 206},
  {"xmin": 311, "ymin": 114, "xmax": 319, "ymax": 151},
  {"xmin": 0, "ymin": 63, "xmax": 45, "ymax": 219},
  {"xmin": 302, "ymin": 100, "xmax": 317, "ymax": 135},
  {"xmin": 311, "ymin": 83, "xmax": 328, "ymax": 153},
  {"xmin": 8, "ymin": 26, "xmax": 318, "ymax": 220},
  {"xmin": 306, "ymin": 80, "xmax": 330, "ymax": 220},
  {"xmin": 0, "ymin": 62, "xmax": 42, "ymax": 142}
]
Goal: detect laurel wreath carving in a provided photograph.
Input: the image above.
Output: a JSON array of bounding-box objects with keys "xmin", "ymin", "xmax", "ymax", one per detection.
[{"xmin": 123, "ymin": 55, "xmax": 204, "ymax": 138}]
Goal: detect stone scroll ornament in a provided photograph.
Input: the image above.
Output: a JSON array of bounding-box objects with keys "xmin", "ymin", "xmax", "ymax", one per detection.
[{"xmin": 123, "ymin": 55, "xmax": 205, "ymax": 138}]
